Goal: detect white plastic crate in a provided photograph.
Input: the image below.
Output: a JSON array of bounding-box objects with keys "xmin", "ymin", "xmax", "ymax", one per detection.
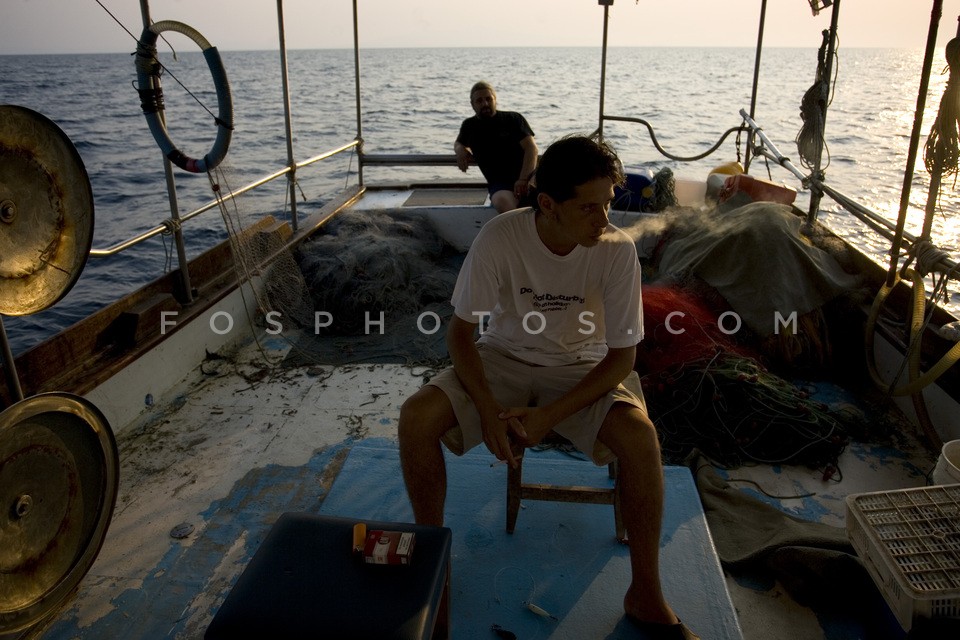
[{"xmin": 846, "ymin": 484, "xmax": 960, "ymax": 631}]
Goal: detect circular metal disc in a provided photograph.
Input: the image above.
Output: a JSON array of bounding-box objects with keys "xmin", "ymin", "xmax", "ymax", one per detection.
[
  {"xmin": 0, "ymin": 105, "xmax": 94, "ymax": 316},
  {"xmin": 0, "ymin": 392, "xmax": 118, "ymax": 634}
]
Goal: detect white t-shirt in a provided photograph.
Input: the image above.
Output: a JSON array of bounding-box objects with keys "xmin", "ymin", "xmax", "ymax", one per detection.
[{"xmin": 451, "ymin": 207, "xmax": 643, "ymax": 366}]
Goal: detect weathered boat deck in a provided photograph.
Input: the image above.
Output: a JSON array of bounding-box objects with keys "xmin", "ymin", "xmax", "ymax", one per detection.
[
  {"xmin": 25, "ymin": 322, "xmax": 938, "ymax": 640},
  {"xmin": 13, "ymin": 186, "xmax": 943, "ymax": 639}
]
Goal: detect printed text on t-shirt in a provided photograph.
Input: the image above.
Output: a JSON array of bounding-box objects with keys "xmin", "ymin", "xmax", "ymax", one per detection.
[{"xmin": 519, "ymin": 287, "xmax": 586, "ymax": 313}]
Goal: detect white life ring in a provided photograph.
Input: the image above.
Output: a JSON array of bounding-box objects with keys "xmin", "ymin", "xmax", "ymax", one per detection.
[{"xmin": 135, "ymin": 20, "xmax": 233, "ymax": 173}]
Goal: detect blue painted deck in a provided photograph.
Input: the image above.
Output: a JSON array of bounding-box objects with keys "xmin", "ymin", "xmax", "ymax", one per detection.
[
  {"xmin": 31, "ymin": 354, "xmax": 936, "ymax": 640},
  {"xmin": 318, "ymin": 441, "xmax": 743, "ymax": 639},
  {"xmin": 37, "ymin": 436, "xmax": 740, "ymax": 639}
]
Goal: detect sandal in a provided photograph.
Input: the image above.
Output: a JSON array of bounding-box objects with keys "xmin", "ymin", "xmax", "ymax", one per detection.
[{"xmin": 626, "ymin": 616, "xmax": 701, "ymax": 640}]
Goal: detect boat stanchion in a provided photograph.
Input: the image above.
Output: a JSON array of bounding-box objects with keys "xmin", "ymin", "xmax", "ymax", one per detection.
[{"xmin": 0, "ymin": 317, "xmax": 23, "ymax": 403}]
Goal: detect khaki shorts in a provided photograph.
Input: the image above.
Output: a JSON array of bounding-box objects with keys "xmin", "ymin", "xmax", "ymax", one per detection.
[{"xmin": 430, "ymin": 345, "xmax": 647, "ymax": 465}]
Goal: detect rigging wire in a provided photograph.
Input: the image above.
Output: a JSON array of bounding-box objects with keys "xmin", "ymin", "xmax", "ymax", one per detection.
[
  {"xmin": 94, "ymin": 0, "xmax": 218, "ymax": 124},
  {"xmin": 93, "ymin": 0, "xmax": 140, "ymax": 43},
  {"xmin": 94, "ymin": 0, "xmax": 179, "ymax": 60}
]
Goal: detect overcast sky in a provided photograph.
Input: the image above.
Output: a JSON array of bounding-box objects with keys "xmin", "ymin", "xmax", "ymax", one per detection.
[{"xmin": 2, "ymin": 0, "xmax": 959, "ymax": 55}]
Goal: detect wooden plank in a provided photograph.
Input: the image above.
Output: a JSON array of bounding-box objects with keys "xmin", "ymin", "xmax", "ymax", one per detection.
[{"xmin": 520, "ymin": 483, "xmax": 616, "ymax": 505}]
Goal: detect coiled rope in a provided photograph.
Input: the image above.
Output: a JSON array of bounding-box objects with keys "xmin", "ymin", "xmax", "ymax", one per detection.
[
  {"xmin": 796, "ymin": 30, "xmax": 837, "ymax": 173},
  {"xmin": 865, "ymin": 248, "xmax": 959, "ymax": 436},
  {"xmin": 912, "ymin": 239, "xmax": 952, "ymax": 278},
  {"xmin": 924, "ymin": 37, "xmax": 960, "ymax": 180}
]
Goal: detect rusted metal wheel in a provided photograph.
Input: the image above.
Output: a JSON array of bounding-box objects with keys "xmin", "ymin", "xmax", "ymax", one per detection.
[
  {"xmin": 0, "ymin": 392, "xmax": 118, "ymax": 634},
  {"xmin": 0, "ymin": 104, "xmax": 94, "ymax": 316}
]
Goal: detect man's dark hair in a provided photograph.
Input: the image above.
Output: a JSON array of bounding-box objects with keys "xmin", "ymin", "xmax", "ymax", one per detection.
[
  {"xmin": 470, "ymin": 81, "xmax": 495, "ymax": 99},
  {"xmin": 533, "ymin": 135, "xmax": 625, "ymax": 209}
]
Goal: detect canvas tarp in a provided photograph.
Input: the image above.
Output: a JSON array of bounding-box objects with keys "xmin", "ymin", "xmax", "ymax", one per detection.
[{"xmin": 657, "ymin": 202, "xmax": 861, "ymax": 336}]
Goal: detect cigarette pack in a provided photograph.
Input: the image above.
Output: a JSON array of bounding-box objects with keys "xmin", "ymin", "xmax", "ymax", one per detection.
[{"xmin": 362, "ymin": 529, "xmax": 415, "ymax": 565}]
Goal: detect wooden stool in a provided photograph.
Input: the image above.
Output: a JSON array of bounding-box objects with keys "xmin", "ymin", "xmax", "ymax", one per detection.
[
  {"xmin": 506, "ymin": 440, "xmax": 626, "ymax": 542},
  {"xmin": 205, "ymin": 513, "xmax": 452, "ymax": 640}
]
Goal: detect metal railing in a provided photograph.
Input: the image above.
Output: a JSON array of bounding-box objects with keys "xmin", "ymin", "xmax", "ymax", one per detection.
[
  {"xmin": 745, "ymin": 113, "xmax": 960, "ymax": 281},
  {"xmin": 89, "ymin": 139, "xmax": 361, "ymax": 257},
  {"xmin": 100, "ymin": 0, "xmax": 368, "ymax": 307},
  {"xmin": 112, "ymin": 0, "xmax": 461, "ymax": 268},
  {"xmin": 594, "ymin": 0, "xmax": 757, "ymax": 171}
]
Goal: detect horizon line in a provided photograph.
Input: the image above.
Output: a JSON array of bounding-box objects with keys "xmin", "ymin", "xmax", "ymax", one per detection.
[{"xmin": 0, "ymin": 43, "xmax": 927, "ymax": 57}]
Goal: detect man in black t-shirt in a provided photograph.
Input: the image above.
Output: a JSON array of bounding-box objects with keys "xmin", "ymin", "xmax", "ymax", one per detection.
[{"xmin": 455, "ymin": 81, "xmax": 538, "ymax": 213}]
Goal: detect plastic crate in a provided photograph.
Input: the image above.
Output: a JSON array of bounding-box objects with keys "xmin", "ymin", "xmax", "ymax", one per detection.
[{"xmin": 846, "ymin": 484, "xmax": 960, "ymax": 631}]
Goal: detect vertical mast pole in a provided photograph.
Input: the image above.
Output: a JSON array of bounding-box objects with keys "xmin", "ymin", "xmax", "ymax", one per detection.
[
  {"xmin": 139, "ymin": 0, "xmax": 193, "ymax": 302},
  {"xmin": 353, "ymin": 0, "xmax": 364, "ymax": 185},
  {"xmin": 921, "ymin": 17, "xmax": 960, "ymax": 241},
  {"xmin": 277, "ymin": 0, "xmax": 299, "ymax": 232},
  {"xmin": 887, "ymin": 0, "xmax": 943, "ymax": 286},
  {"xmin": 597, "ymin": 1, "xmax": 613, "ymax": 142},
  {"xmin": 745, "ymin": 0, "xmax": 767, "ymax": 171},
  {"xmin": 805, "ymin": 0, "xmax": 842, "ymax": 224}
]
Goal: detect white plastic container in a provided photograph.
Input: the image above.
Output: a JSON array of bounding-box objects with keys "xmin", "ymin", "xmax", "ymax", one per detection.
[
  {"xmin": 932, "ymin": 439, "xmax": 960, "ymax": 485},
  {"xmin": 672, "ymin": 178, "xmax": 707, "ymax": 207},
  {"xmin": 846, "ymin": 485, "xmax": 960, "ymax": 631}
]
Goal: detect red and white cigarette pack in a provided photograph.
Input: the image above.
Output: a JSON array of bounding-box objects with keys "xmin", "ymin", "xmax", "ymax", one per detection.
[{"xmin": 362, "ymin": 529, "xmax": 415, "ymax": 565}]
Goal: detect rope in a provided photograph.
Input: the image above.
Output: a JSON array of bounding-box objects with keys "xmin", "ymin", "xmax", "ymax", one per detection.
[
  {"xmin": 911, "ymin": 239, "xmax": 951, "ymax": 278},
  {"xmin": 924, "ymin": 37, "xmax": 960, "ymax": 180},
  {"xmin": 796, "ymin": 30, "xmax": 837, "ymax": 173},
  {"xmin": 649, "ymin": 167, "xmax": 677, "ymax": 211},
  {"xmin": 644, "ymin": 352, "xmax": 858, "ymax": 469},
  {"xmin": 94, "ymin": 1, "xmax": 216, "ymax": 125},
  {"xmin": 864, "ymin": 268, "xmax": 960, "ymax": 405}
]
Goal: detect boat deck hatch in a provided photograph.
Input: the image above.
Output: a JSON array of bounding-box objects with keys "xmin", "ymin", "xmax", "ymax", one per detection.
[{"xmin": 403, "ymin": 188, "xmax": 488, "ymax": 207}]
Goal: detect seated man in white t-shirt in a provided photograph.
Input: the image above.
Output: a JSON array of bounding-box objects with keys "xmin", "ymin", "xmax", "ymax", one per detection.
[{"xmin": 398, "ymin": 135, "xmax": 698, "ymax": 640}]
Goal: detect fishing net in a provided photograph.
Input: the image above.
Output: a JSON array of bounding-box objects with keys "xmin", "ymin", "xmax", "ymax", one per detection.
[
  {"xmin": 637, "ymin": 282, "xmax": 869, "ymax": 469},
  {"xmin": 208, "ymin": 163, "xmax": 462, "ymax": 368},
  {"xmin": 207, "ymin": 162, "xmax": 317, "ymax": 357},
  {"xmin": 211, "ymin": 175, "xmax": 462, "ymax": 368},
  {"xmin": 287, "ymin": 210, "xmax": 461, "ymax": 367},
  {"xmin": 638, "ymin": 199, "xmax": 887, "ymax": 468},
  {"xmin": 637, "ymin": 281, "xmax": 759, "ymax": 373},
  {"xmin": 296, "ymin": 210, "xmax": 455, "ymax": 334},
  {"xmin": 620, "ymin": 207, "xmax": 868, "ymax": 468}
]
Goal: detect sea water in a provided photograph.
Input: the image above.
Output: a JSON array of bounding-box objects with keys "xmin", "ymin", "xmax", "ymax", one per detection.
[{"xmin": 1, "ymin": 46, "xmax": 958, "ymax": 355}]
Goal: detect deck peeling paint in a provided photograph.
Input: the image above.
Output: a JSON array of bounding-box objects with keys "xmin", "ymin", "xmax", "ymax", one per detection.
[
  {"xmin": 44, "ymin": 445, "xmax": 350, "ymax": 638},
  {"xmin": 24, "ymin": 330, "xmax": 941, "ymax": 639}
]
